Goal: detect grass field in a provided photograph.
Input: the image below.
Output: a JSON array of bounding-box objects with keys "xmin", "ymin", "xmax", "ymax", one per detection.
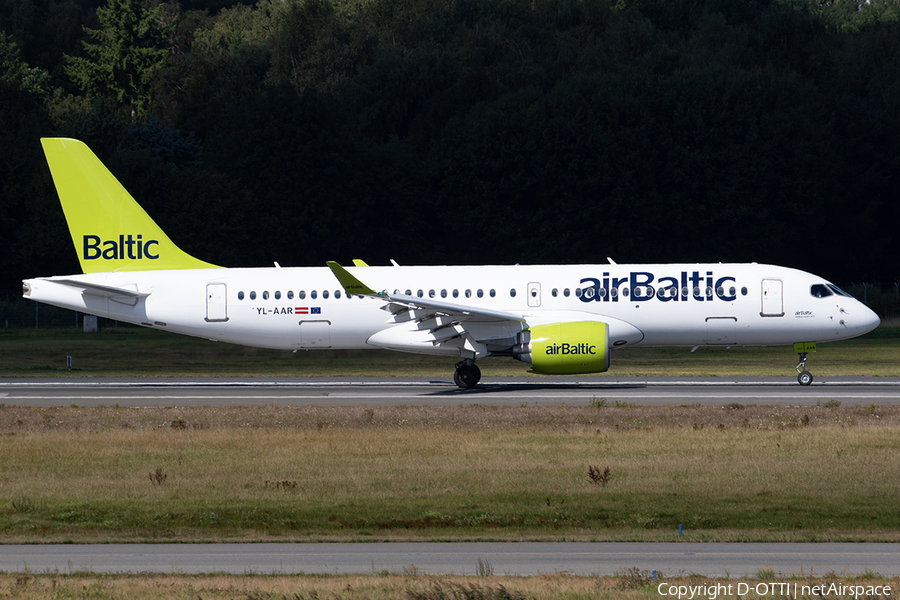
[
  {"xmin": 1, "ymin": 325, "xmax": 899, "ymax": 378},
  {"xmin": 2, "ymin": 573, "xmax": 897, "ymax": 600},
  {"xmin": 1, "ymin": 404, "xmax": 899, "ymax": 543}
]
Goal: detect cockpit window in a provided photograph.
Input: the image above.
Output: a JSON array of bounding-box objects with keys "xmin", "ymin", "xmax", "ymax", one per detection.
[
  {"xmin": 827, "ymin": 284, "xmax": 853, "ymax": 298},
  {"xmin": 810, "ymin": 284, "xmax": 833, "ymax": 298}
]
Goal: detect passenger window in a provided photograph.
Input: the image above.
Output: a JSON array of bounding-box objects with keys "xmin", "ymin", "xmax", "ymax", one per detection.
[
  {"xmin": 599, "ymin": 287, "xmax": 608, "ymax": 298},
  {"xmin": 441, "ymin": 289, "xmax": 447, "ymax": 298},
  {"xmin": 275, "ymin": 291, "xmax": 281, "ymax": 300},
  {"xmin": 510, "ymin": 289, "xmax": 517, "ymax": 297},
  {"xmin": 311, "ymin": 290, "xmax": 317, "ymax": 299},
  {"xmin": 622, "ymin": 287, "xmax": 630, "ymax": 297},
  {"xmin": 551, "ymin": 288, "xmax": 558, "ymax": 297},
  {"xmin": 405, "ymin": 289, "xmax": 412, "ymax": 296},
  {"xmin": 238, "ymin": 291, "xmax": 245, "ymax": 300},
  {"xmin": 299, "ymin": 290, "xmax": 306, "ymax": 300},
  {"xmin": 575, "ymin": 288, "xmax": 583, "ymax": 298},
  {"xmin": 287, "ymin": 291, "xmax": 294, "ymax": 300},
  {"xmin": 417, "ymin": 290, "xmax": 424, "ymax": 298},
  {"xmin": 335, "ymin": 290, "xmax": 341, "ymax": 299},
  {"xmin": 682, "ymin": 287, "xmax": 689, "ymax": 298},
  {"xmin": 741, "ymin": 287, "xmax": 748, "ymax": 296},
  {"xmin": 250, "ymin": 291, "xmax": 257, "ymax": 300},
  {"xmin": 429, "ymin": 289, "xmax": 435, "ymax": 298},
  {"xmin": 453, "ymin": 289, "xmax": 459, "ymax": 298},
  {"xmin": 490, "ymin": 289, "xmax": 496, "ymax": 297},
  {"xmin": 563, "ymin": 288, "xmax": 570, "ymax": 297},
  {"xmin": 465, "ymin": 290, "xmax": 472, "ymax": 298},
  {"xmin": 263, "ymin": 291, "xmax": 270, "ymax": 300},
  {"xmin": 477, "ymin": 289, "xmax": 484, "ymax": 298}
]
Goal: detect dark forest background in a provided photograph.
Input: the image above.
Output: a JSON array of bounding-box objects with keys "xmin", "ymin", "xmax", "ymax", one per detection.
[{"xmin": 2, "ymin": 0, "xmax": 899, "ymax": 299}]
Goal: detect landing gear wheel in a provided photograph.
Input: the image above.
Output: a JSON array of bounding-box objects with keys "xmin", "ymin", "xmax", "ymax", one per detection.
[
  {"xmin": 453, "ymin": 362, "xmax": 481, "ymax": 389},
  {"xmin": 795, "ymin": 351, "xmax": 813, "ymax": 386}
]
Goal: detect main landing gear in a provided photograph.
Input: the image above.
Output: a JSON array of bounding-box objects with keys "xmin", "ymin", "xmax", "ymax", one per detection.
[{"xmin": 453, "ymin": 359, "xmax": 481, "ymax": 389}]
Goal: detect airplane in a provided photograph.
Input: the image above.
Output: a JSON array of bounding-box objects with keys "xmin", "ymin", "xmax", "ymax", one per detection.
[{"xmin": 23, "ymin": 138, "xmax": 881, "ymax": 387}]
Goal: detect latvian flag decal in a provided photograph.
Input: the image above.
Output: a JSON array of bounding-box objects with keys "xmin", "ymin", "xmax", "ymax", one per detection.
[{"xmin": 296, "ymin": 307, "xmax": 321, "ymax": 315}]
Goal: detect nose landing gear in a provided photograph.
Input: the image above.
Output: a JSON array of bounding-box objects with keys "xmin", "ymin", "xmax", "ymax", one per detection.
[
  {"xmin": 794, "ymin": 342, "xmax": 816, "ymax": 386},
  {"xmin": 796, "ymin": 354, "xmax": 813, "ymax": 386},
  {"xmin": 453, "ymin": 359, "xmax": 481, "ymax": 389}
]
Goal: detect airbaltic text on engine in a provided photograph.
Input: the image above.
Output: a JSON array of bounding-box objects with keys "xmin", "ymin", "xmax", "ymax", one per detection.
[
  {"xmin": 517, "ymin": 322, "xmax": 610, "ymax": 375},
  {"xmin": 83, "ymin": 234, "xmax": 159, "ymax": 260},
  {"xmin": 579, "ymin": 271, "xmax": 737, "ymax": 302},
  {"xmin": 545, "ymin": 342, "xmax": 597, "ymax": 355}
]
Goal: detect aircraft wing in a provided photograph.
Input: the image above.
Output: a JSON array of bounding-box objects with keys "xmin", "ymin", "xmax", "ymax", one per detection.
[
  {"xmin": 380, "ymin": 293, "xmax": 526, "ymax": 323},
  {"xmin": 327, "ymin": 262, "xmax": 526, "ymax": 357},
  {"xmin": 327, "ymin": 261, "xmax": 524, "ymax": 323}
]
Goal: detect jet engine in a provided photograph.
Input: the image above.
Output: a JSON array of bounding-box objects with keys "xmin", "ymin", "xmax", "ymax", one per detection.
[{"xmin": 512, "ymin": 321, "xmax": 610, "ymax": 374}]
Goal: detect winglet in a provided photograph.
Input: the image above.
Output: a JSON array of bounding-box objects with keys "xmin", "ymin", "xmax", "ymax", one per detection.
[
  {"xmin": 352, "ymin": 259, "xmax": 369, "ymax": 267},
  {"xmin": 327, "ymin": 261, "xmax": 381, "ymax": 296}
]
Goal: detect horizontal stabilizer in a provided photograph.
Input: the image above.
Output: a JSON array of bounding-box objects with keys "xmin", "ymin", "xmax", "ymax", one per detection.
[{"xmin": 56, "ymin": 279, "xmax": 149, "ymax": 298}]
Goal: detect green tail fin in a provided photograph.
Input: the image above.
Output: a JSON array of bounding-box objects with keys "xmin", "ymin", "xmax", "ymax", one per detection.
[{"xmin": 41, "ymin": 138, "xmax": 220, "ymax": 273}]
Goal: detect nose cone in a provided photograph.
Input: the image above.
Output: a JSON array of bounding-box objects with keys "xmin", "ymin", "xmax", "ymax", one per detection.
[
  {"xmin": 860, "ymin": 303, "xmax": 881, "ymax": 335},
  {"xmin": 832, "ymin": 297, "xmax": 880, "ymax": 341}
]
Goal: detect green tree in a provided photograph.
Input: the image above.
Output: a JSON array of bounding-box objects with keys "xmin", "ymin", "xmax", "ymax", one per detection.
[
  {"xmin": 0, "ymin": 31, "xmax": 50, "ymax": 97},
  {"xmin": 65, "ymin": 0, "xmax": 174, "ymax": 120}
]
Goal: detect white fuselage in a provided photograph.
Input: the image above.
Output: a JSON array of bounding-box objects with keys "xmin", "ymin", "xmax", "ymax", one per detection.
[{"xmin": 23, "ymin": 263, "xmax": 880, "ymax": 354}]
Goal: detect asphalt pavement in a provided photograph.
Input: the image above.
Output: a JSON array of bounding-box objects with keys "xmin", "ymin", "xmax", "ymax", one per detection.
[{"xmin": 2, "ymin": 376, "xmax": 899, "ymax": 407}]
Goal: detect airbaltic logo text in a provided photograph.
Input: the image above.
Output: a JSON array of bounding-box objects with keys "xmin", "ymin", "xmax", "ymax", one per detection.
[
  {"xmin": 545, "ymin": 343, "xmax": 596, "ymax": 355},
  {"xmin": 578, "ymin": 271, "xmax": 737, "ymax": 303},
  {"xmin": 83, "ymin": 235, "xmax": 159, "ymax": 260}
]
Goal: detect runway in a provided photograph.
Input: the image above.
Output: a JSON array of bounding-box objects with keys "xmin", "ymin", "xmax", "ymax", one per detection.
[
  {"xmin": 1, "ymin": 376, "xmax": 899, "ymax": 407},
  {"xmin": 1, "ymin": 542, "xmax": 899, "ymax": 576}
]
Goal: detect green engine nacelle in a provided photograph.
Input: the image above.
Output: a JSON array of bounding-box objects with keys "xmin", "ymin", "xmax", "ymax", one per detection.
[{"xmin": 512, "ymin": 321, "xmax": 610, "ymax": 374}]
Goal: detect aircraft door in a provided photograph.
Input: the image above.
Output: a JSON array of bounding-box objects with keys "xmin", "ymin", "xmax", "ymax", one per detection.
[
  {"xmin": 205, "ymin": 283, "xmax": 228, "ymax": 322},
  {"xmin": 527, "ymin": 282, "xmax": 541, "ymax": 307},
  {"xmin": 761, "ymin": 279, "xmax": 784, "ymax": 317}
]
